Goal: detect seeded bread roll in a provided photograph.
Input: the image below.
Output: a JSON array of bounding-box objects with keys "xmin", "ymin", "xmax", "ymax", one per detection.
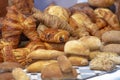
[{"xmin": 90, "ymin": 57, "xmax": 115, "ymax": 71}]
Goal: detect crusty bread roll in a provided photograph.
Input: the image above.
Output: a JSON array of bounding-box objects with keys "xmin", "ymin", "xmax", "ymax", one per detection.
[
  {"xmin": 44, "ymin": 5, "xmax": 69, "ymax": 22},
  {"xmin": 68, "ymin": 56, "xmax": 88, "ymax": 66},
  {"xmin": 79, "ymin": 36, "xmax": 102, "ymax": 51},
  {"xmin": 26, "ymin": 60, "xmax": 57, "ymax": 72},
  {"xmin": 64, "ymin": 40, "xmax": 90, "ymax": 56},
  {"xmin": 27, "ymin": 49, "xmax": 65, "ymax": 60},
  {"xmin": 57, "ymin": 55, "xmax": 72, "ymax": 73},
  {"xmin": 102, "ymin": 30, "xmax": 120, "ymax": 44},
  {"xmin": 12, "ymin": 68, "xmax": 30, "ymax": 80},
  {"xmin": 41, "ymin": 62, "xmax": 63, "ymax": 80},
  {"xmin": 90, "ymin": 57, "xmax": 116, "ymax": 71},
  {"xmin": 88, "ymin": 0, "xmax": 115, "ymax": 7},
  {"xmin": 101, "ymin": 44, "xmax": 120, "ymax": 55}
]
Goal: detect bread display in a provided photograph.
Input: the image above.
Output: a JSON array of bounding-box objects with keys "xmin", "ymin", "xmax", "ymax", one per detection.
[
  {"xmin": 0, "ymin": 1, "xmax": 120, "ymax": 80},
  {"xmin": 0, "ymin": 72, "xmax": 14, "ymax": 80}
]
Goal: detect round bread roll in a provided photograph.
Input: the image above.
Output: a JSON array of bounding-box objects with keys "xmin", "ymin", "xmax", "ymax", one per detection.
[
  {"xmin": 44, "ymin": 5, "xmax": 69, "ymax": 21},
  {"xmin": 88, "ymin": 0, "xmax": 115, "ymax": 7},
  {"xmin": 64, "ymin": 40, "xmax": 90, "ymax": 56}
]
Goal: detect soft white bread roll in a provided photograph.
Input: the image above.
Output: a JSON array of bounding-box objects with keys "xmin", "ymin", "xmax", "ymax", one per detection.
[
  {"xmin": 79, "ymin": 36, "xmax": 102, "ymax": 51},
  {"xmin": 64, "ymin": 40, "xmax": 90, "ymax": 56},
  {"xmin": 26, "ymin": 60, "xmax": 57, "ymax": 72},
  {"xmin": 57, "ymin": 55, "xmax": 72, "ymax": 73},
  {"xmin": 27, "ymin": 49, "xmax": 65, "ymax": 60},
  {"xmin": 12, "ymin": 68, "xmax": 30, "ymax": 80}
]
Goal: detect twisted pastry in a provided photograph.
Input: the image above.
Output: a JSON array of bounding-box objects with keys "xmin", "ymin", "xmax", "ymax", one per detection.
[
  {"xmin": 2, "ymin": 6, "xmax": 40, "ymax": 48},
  {"xmin": 32, "ymin": 8, "xmax": 74, "ymax": 36}
]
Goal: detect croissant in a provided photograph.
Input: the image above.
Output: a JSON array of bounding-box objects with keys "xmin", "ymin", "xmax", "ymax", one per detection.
[
  {"xmin": 69, "ymin": 2, "xmax": 96, "ymax": 22},
  {"xmin": 32, "ymin": 8, "xmax": 74, "ymax": 36},
  {"xmin": 9, "ymin": 0, "xmax": 34, "ymax": 15},
  {"xmin": 94, "ymin": 8, "xmax": 120, "ymax": 30},
  {"xmin": 69, "ymin": 12, "xmax": 98, "ymax": 36},
  {"xmin": 2, "ymin": 6, "xmax": 40, "ymax": 48}
]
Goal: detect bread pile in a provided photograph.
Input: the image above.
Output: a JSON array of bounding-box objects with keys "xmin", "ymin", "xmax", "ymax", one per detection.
[{"xmin": 0, "ymin": 0, "xmax": 120, "ymax": 80}]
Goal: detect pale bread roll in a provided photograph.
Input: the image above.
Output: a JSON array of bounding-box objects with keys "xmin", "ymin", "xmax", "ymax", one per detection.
[
  {"xmin": 64, "ymin": 40, "xmax": 90, "ymax": 56},
  {"xmin": 79, "ymin": 36, "xmax": 102, "ymax": 51}
]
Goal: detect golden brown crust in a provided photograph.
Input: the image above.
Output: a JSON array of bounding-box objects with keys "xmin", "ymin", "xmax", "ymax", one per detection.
[
  {"xmin": 10, "ymin": 0, "xmax": 34, "ymax": 15},
  {"xmin": 94, "ymin": 8, "xmax": 120, "ymax": 30},
  {"xmin": 88, "ymin": 0, "xmax": 115, "ymax": 7},
  {"xmin": 26, "ymin": 60, "xmax": 57, "ymax": 73},
  {"xmin": 27, "ymin": 49, "xmax": 65, "ymax": 60},
  {"xmin": 68, "ymin": 56, "xmax": 89, "ymax": 66},
  {"xmin": 44, "ymin": 42, "xmax": 64, "ymax": 51},
  {"xmin": 39, "ymin": 28, "xmax": 70, "ymax": 43},
  {"xmin": 26, "ymin": 41, "xmax": 46, "ymax": 51},
  {"xmin": 32, "ymin": 8, "xmax": 74, "ymax": 36}
]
